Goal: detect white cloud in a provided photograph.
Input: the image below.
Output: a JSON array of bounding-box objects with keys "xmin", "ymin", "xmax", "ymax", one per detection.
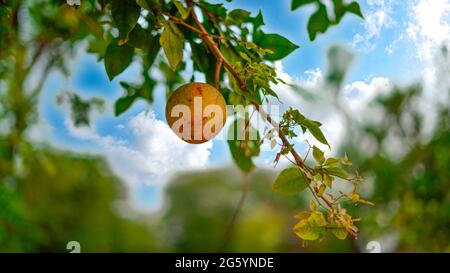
[
  {"xmin": 404, "ymin": 0, "xmax": 450, "ymax": 138},
  {"xmin": 65, "ymin": 111, "xmax": 213, "ymax": 211},
  {"xmin": 406, "ymin": 0, "xmax": 450, "ymax": 61},
  {"xmin": 270, "ymin": 62, "xmax": 391, "ymax": 157},
  {"xmin": 352, "ymin": 0, "xmax": 395, "ymax": 50}
]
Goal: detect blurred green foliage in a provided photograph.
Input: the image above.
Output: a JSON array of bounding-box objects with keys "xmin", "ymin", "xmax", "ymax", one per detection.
[{"xmin": 0, "ymin": 143, "xmax": 161, "ymax": 252}]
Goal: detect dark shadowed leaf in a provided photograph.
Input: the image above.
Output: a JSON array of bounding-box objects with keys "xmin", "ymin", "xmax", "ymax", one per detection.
[
  {"xmin": 225, "ymin": 9, "xmax": 250, "ymax": 25},
  {"xmin": 111, "ymin": 0, "xmax": 141, "ymax": 40},
  {"xmin": 346, "ymin": 1, "xmax": 363, "ymax": 18},
  {"xmin": 104, "ymin": 40, "xmax": 134, "ymax": 81},
  {"xmin": 291, "ymin": 0, "xmax": 316, "ymax": 11},
  {"xmin": 128, "ymin": 25, "xmax": 158, "ymax": 50},
  {"xmin": 114, "ymin": 95, "xmax": 136, "ymax": 116}
]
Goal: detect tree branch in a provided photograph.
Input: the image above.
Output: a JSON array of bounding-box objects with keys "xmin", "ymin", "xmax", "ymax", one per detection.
[
  {"xmin": 189, "ymin": 9, "xmax": 336, "ymax": 212},
  {"xmin": 214, "ymin": 58, "xmax": 222, "ymax": 89}
]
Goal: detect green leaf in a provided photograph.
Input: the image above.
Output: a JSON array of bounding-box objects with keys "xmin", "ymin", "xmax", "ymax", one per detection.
[
  {"xmin": 114, "ymin": 95, "xmax": 136, "ymax": 116},
  {"xmin": 291, "ymin": 0, "xmax": 316, "ymax": 11},
  {"xmin": 311, "ymin": 211, "xmax": 327, "ymax": 226},
  {"xmin": 299, "ymin": 118, "xmax": 330, "ymax": 148},
  {"xmin": 323, "ymin": 157, "xmax": 340, "ymax": 168},
  {"xmin": 171, "ymin": 0, "xmax": 189, "ymax": 19},
  {"xmin": 272, "ymin": 167, "xmax": 308, "ymax": 194},
  {"xmin": 255, "ymin": 32, "xmax": 299, "ymax": 61},
  {"xmin": 128, "ymin": 25, "xmax": 158, "ymax": 50},
  {"xmin": 293, "ymin": 218, "xmax": 324, "ymax": 241},
  {"xmin": 104, "ymin": 40, "xmax": 134, "ymax": 81},
  {"xmin": 249, "ymin": 10, "xmax": 265, "ymax": 32},
  {"xmin": 87, "ymin": 37, "xmax": 108, "ymax": 61},
  {"xmin": 312, "ymin": 145, "xmax": 325, "ymax": 164},
  {"xmin": 346, "ymin": 1, "xmax": 363, "ymax": 18},
  {"xmin": 323, "ymin": 173, "xmax": 333, "ymax": 187},
  {"xmin": 325, "ymin": 167, "xmax": 349, "ymax": 179},
  {"xmin": 145, "ymin": 35, "xmax": 161, "ymax": 67},
  {"xmin": 307, "ymin": 3, "xmax": 329, "ymax": 41},
  {"xmin": 202, "ymin": 2, "xmax": 227, "ymax": 18},
  {"xmin": 331, "ymin": 227, "xmax": 348, "ymax": 240},
  {"xmin": 160, "ymin": 21, "xmax": 185, "ymax": 70},
  {"xmin": 111, "ymin": 0, "xmax": 141, "ymax": 40},
  {"xmin": 225, "ymin": 9, "xmax": 251, "ymax": 25},
  {"xmin": 227, "ymin": 118, "xmax": 260, "ymax": 173}
]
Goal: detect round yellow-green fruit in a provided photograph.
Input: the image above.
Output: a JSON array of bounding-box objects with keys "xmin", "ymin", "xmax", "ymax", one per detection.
[{"xmin": 165, "ymin": 83, "xmax": 227, "ymax": 144}]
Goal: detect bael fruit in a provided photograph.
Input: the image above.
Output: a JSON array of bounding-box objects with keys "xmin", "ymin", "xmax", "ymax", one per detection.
[{"xmin": 165, "ymin": 82, "xmax": 227, "ymax": 144}]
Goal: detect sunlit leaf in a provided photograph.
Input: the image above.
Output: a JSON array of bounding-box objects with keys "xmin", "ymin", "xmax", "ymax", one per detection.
[
  {"xmin": 325, "ymin": 167, "xmax": 349, "ymax": 179},
  {"xmin": 160, "ymin": 22, "xmax": 185, "ymax": 70},
  {"xmin": 331, "ymin": 227, "xmax": 348, "ymax": 240},
  {"xmin": 313, "ymin": 145, "xmax": 325, "ymax": 164},
  {"xmin": 255, "ymin": 32, "xmax": 299, "ymax": 61},
  {"xmin": 272, "ymin": 167, "xmax": 308, "ymax": 194}
]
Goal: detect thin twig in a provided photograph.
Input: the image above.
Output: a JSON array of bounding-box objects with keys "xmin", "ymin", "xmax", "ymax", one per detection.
[
  {"xmin": 214, "ymin": 58, "xmax": 222, "ymax": 89},
  {"xmin": 167, "ymin": 14, "xmax": 235, "ymax": 42}
]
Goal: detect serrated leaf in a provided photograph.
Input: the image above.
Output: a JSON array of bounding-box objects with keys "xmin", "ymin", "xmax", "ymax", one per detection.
[
  {"xmin": 312, "ymin": 145, "xmax": 325, "ymax": 164},
  {"xmin": 255, "ymin": 32, "xmax": 299, "ymax": 61},
  {"xmin": 160, "ymin": 22, "xmax": 185, "ymax": 70},
  {"xmin": 307, "ymin": 3, "xmax": 329, "ymax": 41},
  {"xmin": 111, "ymin": 0, "xmax": 141, "ymax": 40},
  {"xmin": 104, "ymin": 40, "xmax": 134, "ymax": 81},
  {"xmin": 272, "ymin": 167, "xmax": 308, "ymax": 194}
]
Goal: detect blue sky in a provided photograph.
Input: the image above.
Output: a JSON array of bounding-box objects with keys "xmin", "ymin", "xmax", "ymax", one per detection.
[{"xmin": 34, "ymin": 0, "xmax": 450, "ymax": 211}]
